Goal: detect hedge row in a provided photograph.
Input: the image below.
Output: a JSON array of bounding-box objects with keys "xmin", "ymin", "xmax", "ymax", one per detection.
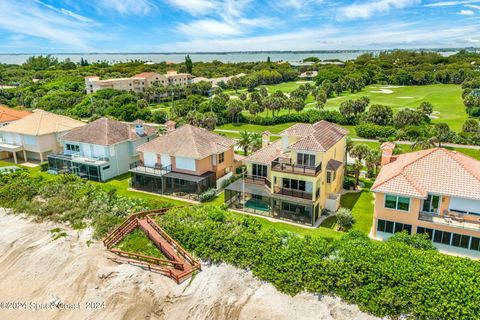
[
  {"xmin": 158, "ymin": 205, "xmax": 480, "ymax": 319},
  {"xmin": 240, "ymin": 110, "xmax": 356, "ymax": 126}
]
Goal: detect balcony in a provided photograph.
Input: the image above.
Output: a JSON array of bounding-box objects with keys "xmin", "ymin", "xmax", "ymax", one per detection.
[
  {"xmin": 244, "ymin": 175, "xmax": 271, "ymax": 189},
  {"xmin": 48, "ymin": 153, "xmax": 109, "ymax": 165},
  {"xmin": 273, "ymin": 186, "xmax": 313, "ymax": 200},
  {"xmin": 271, "ymin": 157, "xmax": 321, "ymax": 176},
  {"xmin": 129, "ymin": 160, "xmax": 172, "ymax": 177},
  {"xmin": 418, "ymin": 211, "xmax": 480, "ymax": 231}
]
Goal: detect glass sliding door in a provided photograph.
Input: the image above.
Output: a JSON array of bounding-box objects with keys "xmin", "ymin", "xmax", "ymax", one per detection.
[{"xmin": 422, "ymin": 194, "xmax": 441, "ymax": 214}]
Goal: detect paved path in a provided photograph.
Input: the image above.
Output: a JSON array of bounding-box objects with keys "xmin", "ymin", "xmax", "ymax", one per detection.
[{"xmin": 214, "ymin": 129, "xmax": 480, "ymax": 150}]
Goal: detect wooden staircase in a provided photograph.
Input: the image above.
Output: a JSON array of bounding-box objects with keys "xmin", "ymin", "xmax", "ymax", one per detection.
[{"xmin": 103, "ymin": 208, "xmax": 201, "ymax": 283}]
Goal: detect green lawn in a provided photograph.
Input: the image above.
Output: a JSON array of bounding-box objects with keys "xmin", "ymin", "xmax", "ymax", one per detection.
[
  {"xmin": 216, "ymin": 122, "xmax": 296, "ymax": 134},
  {"xmin": 98, "ymin": 173, "xmax": 188, "ymax": 206},
  {"xmin": 325, "ymin": 84, "xmax": 466, "ymax": 131},
  {"xmin": 320, "ymin": 180, "xmax": 375, "ymax": 234}
]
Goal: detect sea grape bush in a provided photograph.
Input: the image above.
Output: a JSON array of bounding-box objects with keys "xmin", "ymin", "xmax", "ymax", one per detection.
[
  {"xmin": 0, "ymin": 172, "xmax": 171, "ymax": 238},
  {"xmin": 158, "ymin": 205, "xmax": 480, "ymax": 319}
]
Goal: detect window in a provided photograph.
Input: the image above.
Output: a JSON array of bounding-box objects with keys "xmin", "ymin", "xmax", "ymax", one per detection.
[
  {"xmin": 252, "ymin": 164, "xmax": 267, "ymax": 177},
  {"xmin": 470, "ymin": 237, "xmax": 480, "ymax": 251},
  {"xmin": 66, "ymin": 144, "xmax": 80, "ymax": 152},
  {"xmin": 102, "ymin": 166, "xmax": 110, "ymax": 171},
  {"xmin": 327, "ymin": 172, "xmax": 332, "ymax": 183},
  {"xmin": 452, "ymin": 233, "xmax": 470, "ymax": 249},
  {"xmin": 416, "ymin": 227, "xmax": 434, "ymax": 241},
  {"xmin": 283, "ymin": 178, "xmax": 306, "ymax": 191},
  {"xmin": 377, "ymin": 219, "xmax": 411, "ymax": 235},
  {"xmin": 433, "ymin": 230, "xmax": 452, "ymax": 245},
  {"xmin": 384, "ymin": 194, "xmax": 410, "ymax": 211},
  {"xmin": 282, "ymin": 202, "xmax": 306, "ymax": 215},
  {"xmin": 218, "ymin": 152, "xmax": 225, "ymax": 164},
  {"xmin": 422, "ymin": 194, "xmax": 441, "ymax": 214},
  {"xmin": 297, "ymin": 153, "xmax": 316, "ymax": 167}
]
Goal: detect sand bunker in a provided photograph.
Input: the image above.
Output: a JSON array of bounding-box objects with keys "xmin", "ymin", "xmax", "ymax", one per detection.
[
  {"xmin": 370, "ymin": 89, "xmax": 393, "ymax": 94},
  {"xmin": 0, "ymin": 210, "xmax": 378, "ymax": 320},
  {"xmin": 396, "ymin": 96, "xmax": 414, "ymax": 99}
]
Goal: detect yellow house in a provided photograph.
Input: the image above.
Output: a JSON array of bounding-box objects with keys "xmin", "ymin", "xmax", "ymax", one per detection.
[
  {"xmin": 225, "ymin": 121, "xmax": 347, "ymax": 226},
  {"xmin": 372, "ymin": 143, "xmax": 480, "ymax": 259}
]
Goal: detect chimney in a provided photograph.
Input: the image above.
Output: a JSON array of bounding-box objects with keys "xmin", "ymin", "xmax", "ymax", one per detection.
[
  {"xmin": 165, "ymin": 120, "xmax": 176, "ymax": 132},
  {"xmin": 380, "ymin": 142, "xmax": 396, "ymax": 167},
  {"xmin": 134, "ymin": 120, "xmax": 145, "ymax": 136},
  {"xmin": 262, "ymin": 131, "xmax": 271, "ymax": 148}
]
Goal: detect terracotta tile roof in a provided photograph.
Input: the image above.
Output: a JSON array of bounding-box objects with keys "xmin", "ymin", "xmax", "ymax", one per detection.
[
  {"xmin": 132, "ymin": 72, "xmax": 160, "ymax": 79},
  {"xmin": 0, "ymin": 109, "xmax": 85, "ymax": 136},
  {"xmin": 287, "ymin": 120, "xmax": 348, "ymax": 152},
  {"xmin": 372, "ymin": 148, "xmax": 480, "ymax": 200},
  {"xmin": 243, "ymin": 139, "xmax": 284, "ymax": 165},
  {"xmin": 0, "ymin": 105, "xmax": 31, "ymax": 124},
  {"xmin": 61, "ymin": 118, "xmax": 157, "ymax": 146},
  {"xmin": 137, "ymin": 124, "xmax": 236, "ymax": 160},
  {"xmin": 326, "ymin": 159, "xmax": 343, "ymax": 171},
  {"xmin": 279, "ymin": 123, "xmax": 315, "ymax": 137}
]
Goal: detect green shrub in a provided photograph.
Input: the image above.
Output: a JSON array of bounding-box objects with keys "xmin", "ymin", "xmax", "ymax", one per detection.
[
  {"xmin": 39, "ymin": 162, "xmax": 49, "ymax": 172},
  {"xmin": 355, "ymin": 123, "xmax": 396, "ymax": 139},
  {"xmin": 198, "ymin": 188, "xmax": 216, "ymax": 202},
  {"xmin": 335, "ymin": 207, "xmax": 355, "ymax": 231},
  {"xmin": 388, "ymin": 231, "xmax": 437, "ymax": 250},
  {"xmin": 343, "ymin": 176, "xmax": 355, "ymax": 189},
  {"xmin": 158, "ymin": 206, "xmax": 480, "ymax": 319}
]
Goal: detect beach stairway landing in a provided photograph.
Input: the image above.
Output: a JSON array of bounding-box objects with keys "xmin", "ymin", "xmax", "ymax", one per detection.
[{"xmin": 103, "ymin": 208, "xmax": 201, "ymax": 284}]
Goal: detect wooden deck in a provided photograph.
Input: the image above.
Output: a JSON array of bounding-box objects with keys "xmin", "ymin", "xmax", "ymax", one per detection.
[{"xmin": 103, "ymin": 208, "xmax": 200, "ymax": 283}]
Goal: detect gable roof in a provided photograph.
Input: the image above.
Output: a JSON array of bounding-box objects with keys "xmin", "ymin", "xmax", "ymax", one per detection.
[
  {"xmin": 0, "ymin": 109, "xmax": 85, "ymax": 136},
  {"xmin": 0, "ymin": 105, "xmax": 32, "ymax": 124},
  {"xmin": 286, "ymin": 120, "xmax": 348, "ymax": 152},
  {"xmin": 137, "ymin": 124, "xmax": 236, "ymax": 159},
  {"xmin": 61, "ymin": 118, "xmax": 157, "ymax": 146},
  {"xmin": 372, "ymin": 148, "xmax": 480, "ymax": 200},
  {"xmin": 132, "ymin": 72, "xmax": 161, "ymax": 79}
]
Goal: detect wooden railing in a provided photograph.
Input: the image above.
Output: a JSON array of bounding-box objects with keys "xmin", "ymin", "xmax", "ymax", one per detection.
[
  {"xmin": 274, "ymin": 187, "xmax": 313, "ymax": 200},
  {"xmin": 271, "ymin": 158, "xmax": 321, "ymax": 176},
  {"xmin": 102, "ymin": 207, "xmax": 200, "ymax": 284},
  {"xmin": 244, "ymin": 175, "xmax": 271, "ymax": 189}
]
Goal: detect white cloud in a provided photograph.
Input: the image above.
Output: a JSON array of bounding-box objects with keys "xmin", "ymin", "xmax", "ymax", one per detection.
[
  {"xmin": 459, "ymin": 9, "xmax": 475, "ymax": 14},
  {"xmin": 0, "ymin": 1, "xmax": 98, "ymax": 50},
  {"xmin": 425, "ymin": 0, "xmax": 480, "ymax": 7},
  {"xmin": 97, "ymin": 0, "xmax": 156, "ymax": 15},
  {"xmin": 338, "ymin": 0, "xmax": 421, "ymax": 20},
  {"xmin": 465, "ymin": 4, "xmax": 480, "ymax": 8},
  {"xmin": 164, "ymin": 0, "xmax": 216, "ymax": 15},
  {"xmin": 176, "ymin": 19, "xmax": 243, "ymax": 37},
  {"xmin": 34, "ymin": 1, "xmax": 94, "ymax": 23}
]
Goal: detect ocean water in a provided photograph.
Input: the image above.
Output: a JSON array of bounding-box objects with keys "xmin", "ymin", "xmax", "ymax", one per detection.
[{"xmin": 0, "ymin": 51, "xmax": 459, "ymax": 65}]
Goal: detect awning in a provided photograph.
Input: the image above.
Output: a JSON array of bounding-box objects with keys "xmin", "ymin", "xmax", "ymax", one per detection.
[
  {"xmin": 0, "ymin": 142, "xmax": 23, "ymax": 152},
  {"xmin": 164, "ymin": 171, "xmax": 215, "ymax": 183}
]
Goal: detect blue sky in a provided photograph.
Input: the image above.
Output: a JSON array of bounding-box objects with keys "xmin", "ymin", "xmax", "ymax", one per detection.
[{"xmin": 0, "ymin": 0, "xmax": 479, "ymax": 53}]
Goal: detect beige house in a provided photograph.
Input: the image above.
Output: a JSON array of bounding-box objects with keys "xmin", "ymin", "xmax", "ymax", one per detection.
[
  {"xmin": 0, "ymin": 110, "xmax": 85, "ymax": 163},
  {"xmin": 130, "ymin": 123, "xmax": 238, "ymax": 195},
  {"xmin": 85, "ymin": 71, "xmax": 192, "ymax": 94},
  {"xmin": 225, "ymin": 121, "xmax": 347, "ymax": 226},
  {"xmin": 372, "ymin": 143, "xmax": 480, "ymax": 258}
]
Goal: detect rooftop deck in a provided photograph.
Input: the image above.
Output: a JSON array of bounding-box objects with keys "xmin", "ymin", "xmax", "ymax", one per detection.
[{"xmin": 271, "ymin": 157, "xmax": 321, "ymax": 176}]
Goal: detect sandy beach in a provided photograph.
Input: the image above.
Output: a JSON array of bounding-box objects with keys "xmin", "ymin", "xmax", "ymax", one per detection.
[{"xmin": 0, "ymin": 210, "xmax": 378, "ymax": 320}]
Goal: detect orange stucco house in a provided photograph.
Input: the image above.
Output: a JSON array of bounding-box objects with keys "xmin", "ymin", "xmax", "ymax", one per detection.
[
  {"xmin": 129, "ymin": 122, "xmax": 239, "ymax": 195},
  {"xmin": 371, "ymin": 143, "xmax": 480, "ymax": 259}
]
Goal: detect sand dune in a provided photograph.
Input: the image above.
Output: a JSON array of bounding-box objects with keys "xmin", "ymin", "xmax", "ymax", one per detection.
[{"xmin": 0, "ymin": 210, "xmax": 378, "ymax": 320}]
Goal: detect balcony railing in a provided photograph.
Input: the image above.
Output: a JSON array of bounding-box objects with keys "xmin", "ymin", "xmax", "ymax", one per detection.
[
  {"xmin": 419, "ymin": 211, "xmax": 480, "ymax": 231},
  {"xmin": 244, "ymin": 175, "xmax": 271, "ymax": 189},
  {"xmin": 271, "ymin": 158, "xmax": 321, "ymax": 176},
  {"xmin": 129, "ymin": 160, "xmax": 172, "ymax": 176},
  {"xmin": 274, "ymin": 187, "xmax": 313, "ymax": 200}
]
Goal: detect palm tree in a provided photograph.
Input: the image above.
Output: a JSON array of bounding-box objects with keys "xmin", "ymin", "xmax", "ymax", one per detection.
[
  {"xmin": 411, "ymin": 136, "xmax": 437, "ymax": 150},
  {"xmin": 238, "ymin": 131, "xmax": 252, "ymax": 155},
  {"xmin": 250, "ymin": 132, "xmax": 263, "ymax": 151},
  {"xmin": 349, "ymin": 144, "xmax": 371, "ymax": 188},
  {"xmin": 365, "ymin": 149, "xmax": 381, "ymax": 177}
]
